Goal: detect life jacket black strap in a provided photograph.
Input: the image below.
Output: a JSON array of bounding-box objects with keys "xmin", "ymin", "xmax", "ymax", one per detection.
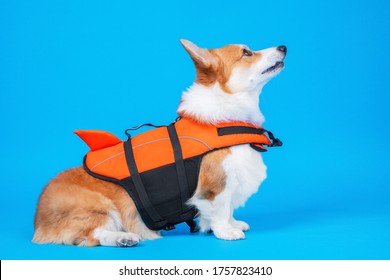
[
  {"xmin": 217, "ymin": 125, "xmax": 283, "ymax": 148},
  {"xmin": 123, "ymin": 139, "xmax": 168, "ymax": 227},
  {"xmin": 217, "ymin": 126, "xmax": 265, "ymax": 136},
  {"xmin": 186, "ymin": 219, "xmax": 200, "ymax": 233},
  {"xmin": 167, "ymin": 123, "xmax": 193, "ymax": 216}
]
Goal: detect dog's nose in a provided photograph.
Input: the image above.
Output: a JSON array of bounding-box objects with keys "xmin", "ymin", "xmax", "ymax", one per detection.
[{"xmin": 277, "ymin": 45, "xmax": 287, "ymax": 54}]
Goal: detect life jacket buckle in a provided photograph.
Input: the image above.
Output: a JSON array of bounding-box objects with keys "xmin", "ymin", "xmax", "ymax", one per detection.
[
  {"xmin": 265, "ymin": 130, "xmax": 283, "ymax": 147},
  {"xmin": 164, "ymin": 224, "xmax": 176, "ymax": 231},
  {"xmin": 270, "ymin": 138, "xmax": 283, "ymax": 147}
]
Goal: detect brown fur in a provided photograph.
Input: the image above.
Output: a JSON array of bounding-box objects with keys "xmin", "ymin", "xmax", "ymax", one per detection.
[
  {"xmin": 33, "ymin": 167, "xmax": 141, "ymax": 246},
  {"xmin": 197, "ymin": 148, "xmax": 231, "ymax": 200}
]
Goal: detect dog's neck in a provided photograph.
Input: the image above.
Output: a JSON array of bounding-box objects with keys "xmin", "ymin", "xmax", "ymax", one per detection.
[{"xmin": 177, "ymin": 83, "xmax": 265, "ymax": 126}]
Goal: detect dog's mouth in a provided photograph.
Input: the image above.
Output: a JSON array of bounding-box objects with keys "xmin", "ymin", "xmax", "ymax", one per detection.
[{"xmin": 261, "ymin": 61, "xmax": 284, "ymax": 75}]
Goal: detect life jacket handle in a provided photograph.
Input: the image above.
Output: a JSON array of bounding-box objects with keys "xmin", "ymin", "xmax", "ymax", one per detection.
[
  {"xmin": 125, "ymin": 123, "xmax": 165, "ymax": 139},
  {"xmin": 124, "ymin": 116, "xmax": 183, "ymax": 139}
]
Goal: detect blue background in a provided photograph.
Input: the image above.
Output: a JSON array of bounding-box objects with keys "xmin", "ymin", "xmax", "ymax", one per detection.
[{"xmin": 1, "ymin": 0, "xmax": 389, "ymax": 260}]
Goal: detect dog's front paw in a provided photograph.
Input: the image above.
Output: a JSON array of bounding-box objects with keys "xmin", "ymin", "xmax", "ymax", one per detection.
[
  {"xmin": 213, "ymin": 226, "xmax": 245, "ymax": 240},
  {"xmin": 198, "ymin": 218, "xmax": 211, "ymax": 233},
  {"xmin": 230, "ymin": 220, "xmax": 250, "ymax": 232}
]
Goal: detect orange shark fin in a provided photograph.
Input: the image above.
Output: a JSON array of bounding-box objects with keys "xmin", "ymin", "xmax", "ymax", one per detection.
[{"xmin": 74, "ymin": 130, "xmax": 121, "ymax": 151}]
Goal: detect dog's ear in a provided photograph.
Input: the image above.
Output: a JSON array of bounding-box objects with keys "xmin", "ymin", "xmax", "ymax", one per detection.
[{"xmin": 180, "ymin": 39, "xmax": 217, "ymax": 68}]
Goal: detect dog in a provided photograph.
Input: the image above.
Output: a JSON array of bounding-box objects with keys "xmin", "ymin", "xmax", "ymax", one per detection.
[{"xmin": 33, "ymin": 39, "xmax": 286, "ymax": 246}]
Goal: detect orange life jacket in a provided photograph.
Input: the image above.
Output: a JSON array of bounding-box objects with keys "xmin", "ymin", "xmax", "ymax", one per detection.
[{"xmin": 76, "ymin": 118, "xmax": 282, "ymax": 232}]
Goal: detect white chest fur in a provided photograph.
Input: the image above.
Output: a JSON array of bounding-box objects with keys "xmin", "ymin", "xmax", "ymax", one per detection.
[{"xmin": 223, "ymin": 144, "xmax": 267, "ymax": 209}]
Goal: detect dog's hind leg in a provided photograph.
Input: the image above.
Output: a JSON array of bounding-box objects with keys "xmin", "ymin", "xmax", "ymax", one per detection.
[
  {"xmin": 33, "ymin": 178, "xmax": 141, "ymax": 247},
  {"xmin": 91, "ymin": 211, "xmax": 141, "ymax": 247}
]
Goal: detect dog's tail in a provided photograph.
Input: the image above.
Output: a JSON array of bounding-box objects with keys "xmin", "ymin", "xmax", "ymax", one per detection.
[{"xmin": 74, "ymin": 130, "xmax": 122, "ymax": 151}]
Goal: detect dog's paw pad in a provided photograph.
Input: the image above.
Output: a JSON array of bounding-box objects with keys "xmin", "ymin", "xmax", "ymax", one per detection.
[{"xmin": 116, "ymin": 238, "xmax": 138, "ymax": 247}]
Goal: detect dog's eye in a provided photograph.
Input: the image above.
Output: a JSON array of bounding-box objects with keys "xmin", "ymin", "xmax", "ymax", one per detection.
[{"xmin": 243, "ymin": 49, "xmax": 253, "ymax": 57}]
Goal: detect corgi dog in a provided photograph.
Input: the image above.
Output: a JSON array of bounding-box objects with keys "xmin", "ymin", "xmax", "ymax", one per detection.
[{"xmin": 33, "ymin": 39, "xmax": 286, "ymax": 246}]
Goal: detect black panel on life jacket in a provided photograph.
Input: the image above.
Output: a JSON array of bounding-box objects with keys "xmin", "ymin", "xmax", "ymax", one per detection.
[{"xmin": 119, "ymin": 155, "xmax": 202, "ymax": 231}]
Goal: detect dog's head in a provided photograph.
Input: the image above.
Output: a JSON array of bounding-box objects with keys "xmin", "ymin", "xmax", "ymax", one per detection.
[{"xmin": 180, "ymin": 39, "xmax": 286, "ymax": 94}]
